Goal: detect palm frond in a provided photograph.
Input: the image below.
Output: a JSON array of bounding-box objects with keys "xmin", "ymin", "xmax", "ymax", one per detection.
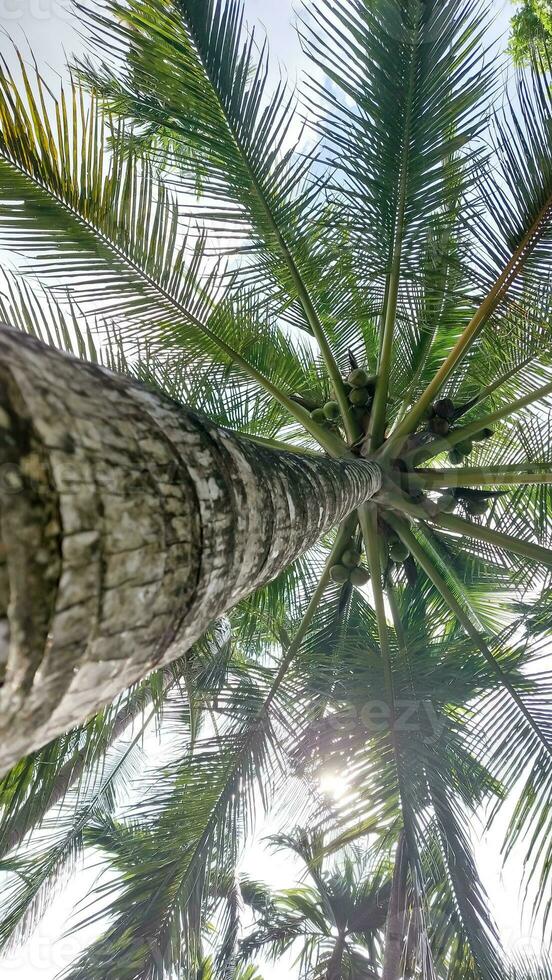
[
  {"xmin": 387, "ymin": 57, "xmax": 552, "ymax": 446},
  {"xmin": 58, "ymin": 661, "xmax": 299, "ymax": 978},
  {"xmin": 0, "ymin": 56, "xmax": 337, "ymax": 448},
  {"xmin": 301, "ymin": 0, "xmax": 492, "ymax": 441},
  {"xmin": 74, "ymin": 0, "xmax": 322, "ymax": 320},
  {"xmin": 0, "ymin": 733, "xmax": 144, "ymax": 951},
  {"xmin": 75, "ymin": 0, "xmax": 366, "ymax": 437},
  {"xmin": 0, "ymin": 669, "xmax": 169, "ymax": 861}
]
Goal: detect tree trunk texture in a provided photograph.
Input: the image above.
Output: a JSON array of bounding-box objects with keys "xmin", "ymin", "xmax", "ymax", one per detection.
[
  {"xmin": 382, "ymin": 832, "xmax": 408, "ymax": 980},
  {"xmin": 326, "ymin": 931, "xmax": 346, "ymax": 980},
  {"xmin": 0, "ymin": 327, "xmax": 382, "ymax": 773}
]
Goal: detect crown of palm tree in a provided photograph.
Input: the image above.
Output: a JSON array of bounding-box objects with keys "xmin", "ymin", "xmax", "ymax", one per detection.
[
  {"xmin": 0, "ymin": 1, "xmax": 552, "ymax": 978},
  {"xmin": 237, "ymin": 831, "xmax": 390, "ymax": 978}
]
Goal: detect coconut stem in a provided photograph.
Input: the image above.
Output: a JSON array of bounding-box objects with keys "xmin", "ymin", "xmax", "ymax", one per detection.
[
  {"xmin": 399, "ymin": 375, "xmax": 552, "ymax": 468},
  {"xmin": 415, "ymin": 464, "xmax": 552, "ymax": 489},
  {"xmin": 380, "ymin": 490, "xmax": 552, "ymax": 567}
]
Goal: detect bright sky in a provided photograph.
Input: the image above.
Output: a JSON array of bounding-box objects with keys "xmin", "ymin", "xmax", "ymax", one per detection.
[{"xmin": 0, "ymin": 1, "xmax": 544, "ymax": 978}]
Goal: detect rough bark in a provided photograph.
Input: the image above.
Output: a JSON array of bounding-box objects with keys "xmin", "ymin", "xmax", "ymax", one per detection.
[{"xmin": 0, "ymin": 326, "xmax": 382, "ymax": 773}]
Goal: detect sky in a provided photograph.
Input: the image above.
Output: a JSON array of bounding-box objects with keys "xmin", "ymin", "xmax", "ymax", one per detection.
[{"xmin": 0, "ymin": 0, "xmax": 545, "ymax": 978}]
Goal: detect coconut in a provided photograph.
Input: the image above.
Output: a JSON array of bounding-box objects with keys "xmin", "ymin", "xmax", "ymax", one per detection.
[
  {"xmin": 349, "ymin": 387, "xmax": 371, "ymax": 406},
  {"xmin": 448, "ymin": 448, "xmax": 464, "ymax": 465},
  {"xmin": 350, "ymin": 566, "xmax": 370, "ymax": 587},
  {"xmin": 429, "ymin": 416, "xmax": 450, "ymax": 436},
  {"xmin": 434, "ymin": 397, "xmax": 455, "ymax": 419},
  {"xmin": 473, "ymin": 427, "xmax": 494, "ymax": 441},
  {"xmin": 323, "ymin": 400, "xmax": 340, "ymax": 420},
  {"xmin": 311, "ymin": 408, "xmax": 326, "ymax": 424},
  {"xmin": 456, "ymin": 438, "xmax": 473, "ymax": 457},
  {"xmin": 342, "ymin": 548, "xmax": 361, "ymax": 568},
  {"xmin": 422, "ymin": 497, "xmax": 440, "ymax": 518},
  {"xmin": 330, "ymin": 564, "xmax": 350, "ymax": 583},
  {"xmin": 389, "ymin": 539, "xmax": 410, "ymax": 563},
  {"xmin": 466, "ymin": 498, "xmax": 489, "ymax": 516},
  {"xmin": 438, "ymin": 493, "xmax": 456, "ymax": 513},
  {"xmin": 348, "ymin": 368, "xmax": 370, "ymax": 388}
]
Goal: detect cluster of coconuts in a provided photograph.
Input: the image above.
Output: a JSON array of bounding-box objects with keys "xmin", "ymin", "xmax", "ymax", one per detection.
[
  {"xmin": 442, "ymin": 490, "xmax": 491, "ymax": 517},
  {"xmin": 310, "ymin": 367, "xmax": 377, "ymax": 430},
  {"xmin": 402, "ymin": 481, "xmax": 493, "ymax": 520},
  {"xmin": 330, "ymin": 546, "xmax": 370, "ymax": 587},
  {"xmin": 425, "ymin": 398, "xmax": 493, "ymax": 466},
  {"xmin": 345, "ymin": 368, "xmax": 377, "ymax": 418}
]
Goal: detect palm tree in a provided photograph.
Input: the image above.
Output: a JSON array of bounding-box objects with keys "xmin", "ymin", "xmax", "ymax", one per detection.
[
  {"xmin": 238, "ymin": 832, "xmax": 390, "ymax": 979},
  {"xmin": 510, "ymin": 1, "xmax": 552, "ymax": 64},
  {"xmin": 0, "ymin": 0, "xmax": 552, "ymax": 976}
]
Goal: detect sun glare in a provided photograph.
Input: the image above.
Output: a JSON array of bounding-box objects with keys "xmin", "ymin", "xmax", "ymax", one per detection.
[{"xmin": 319, "ymin": 771, "xmax": 349, "ymax": 800}]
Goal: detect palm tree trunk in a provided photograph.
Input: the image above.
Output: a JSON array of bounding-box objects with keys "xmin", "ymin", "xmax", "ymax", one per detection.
[
  {"xmin": 382, "ymin": 833, "xmax": 408, "ymax": 980},
  {"xmin": 326, "ymin": 931, "xmax": 347, "ymax": 980},
  {"xmin": 0, "ymin": 326, "xmax": 382, "ymax": 773}
]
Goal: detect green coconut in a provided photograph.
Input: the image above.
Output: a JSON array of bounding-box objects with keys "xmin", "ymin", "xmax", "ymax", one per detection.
[
  {"xmin": 456, "ymin": 438, "xmax": 473, "ymax": 457},
  {"xmin": 348, "ymin": 368, "xmax": 370, "ymax": 388},
  {"xmin": 466, "ymin": 498, "xmax": 489, "ymax": 516},
  {"xmin": 389, "ymin": 539, "xmax": 410, "ymax": 563},
  {"xmin": 422, "ymin": 497, "xmax": 440, "ymax": 518},
  {"xmin": 434, "ymin": 397, "xmax": 455, "ymax": 419},
  {"xmin": 323, "ymin": 400, "xmax": 340, "ymax": 420},
  {"xmin": 349, "ymin": 387, "xmax": 371, "ymax": 406},
  {"xmin": 349, "ymin": 566, "xmax": 370, "ymax": 587},
  {"xmin": 342, "ymin": 548, "xmax": 361, "ymax": 568},
  {"xmin": 330, "ymin": 564, "xmax": 350, "ymax": 583},
  {"xmin": 438, "ymin": 493, "xmax": 457, "ymax": 513},
  {"xmin": 473, "ymin": 427, "xmax": 494, "ymax": 441},
  {"xmin": 448, "ymin": 448, "xmax": 464, "ymax": 465},
  {"xmin": 311, "ymin": 408, "xmax": 326, "ymax": 424}
]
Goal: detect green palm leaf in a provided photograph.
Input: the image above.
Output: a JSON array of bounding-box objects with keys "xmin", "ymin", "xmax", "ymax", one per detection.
[
  {"xmin": 300, "ymin": 0, "xmax": 492, "ymax": 441},
  {"xmin": 0, "ymin": 59, "xmax": 343, "ymax": 450},
  {"xmin": 74, "ymin": 0, "xmax": 364, "ymax": 438}
]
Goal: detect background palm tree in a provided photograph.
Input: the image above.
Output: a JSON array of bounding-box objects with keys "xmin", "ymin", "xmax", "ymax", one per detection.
[
  {"xmin": 212, "ymin": 835, "xmax": 552, "ymax": 980},
  {"xmin": 1, "ymin": 0, "xmax": 552, "ymax": 977},
  {"xmin": 238, "ymin": 832, "xmax": 390, "ymax": 979},
  {"xmin": 510, "ymin": 0, "xmax": 552, "ymax": 63}
]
